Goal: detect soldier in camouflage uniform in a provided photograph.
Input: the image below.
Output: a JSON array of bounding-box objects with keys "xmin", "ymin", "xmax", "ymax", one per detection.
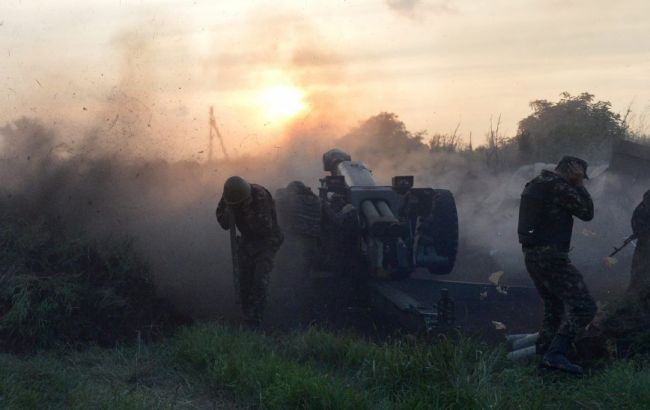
[
  {"xmin": 518, "ymin": 156, "xmax": 597, "ymax": 374},
  {"xmin": 627, "ymin": 190, "xmax": 650, "ymax": 302},
  {"xmin": 216, "ymin": 176, "xmax": 284, "ymax": 326}
]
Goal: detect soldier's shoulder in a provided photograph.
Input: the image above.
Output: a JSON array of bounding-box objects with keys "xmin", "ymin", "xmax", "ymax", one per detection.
[
  {"xmin": 540, "ymin": 169, "xmax": 562, "ymax": 181},
  {"xmin": 635, "ymin": 198, "xmax": 650, "ymax": 216},
  {"xmin": 539, "ymin": 170, "xmax": 574, "ymax": 191},
  {"xmin": 250, "ymin": 184, "xmax": 274, "ymax": 202},
  {"xmin": 526, "ymin": 170, "xmax": 559, "ymax": 187}
]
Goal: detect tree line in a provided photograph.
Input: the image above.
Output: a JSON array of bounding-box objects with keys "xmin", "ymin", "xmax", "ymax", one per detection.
[{"xmin": 338, "ymin": 92, "xmax": 648, "ymax": 173}]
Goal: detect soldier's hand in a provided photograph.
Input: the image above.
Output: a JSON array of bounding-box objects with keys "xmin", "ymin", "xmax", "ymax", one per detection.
[{"xmin": 567, "ymin": 163, "xmax": 585, "ymax": 187}]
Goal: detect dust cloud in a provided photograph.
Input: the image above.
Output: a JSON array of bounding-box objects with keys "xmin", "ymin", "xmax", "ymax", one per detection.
[
  {"xmin": 0, "ymin": 116, "xmax": 314, "ymax": 320},
  {"xmin": 2, "ymin": 14, "xmax": 646, "ymax": 323},
  {"xmin": 2, "ymin": 110, "xmax": 646, "ymax": 324}
]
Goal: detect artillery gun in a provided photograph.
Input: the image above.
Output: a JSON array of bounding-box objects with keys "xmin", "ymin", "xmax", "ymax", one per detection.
[
  {"xmin": 316, "ymin": 148, "xmax": 458, "ymax": 279},
  {"xmin": 277, "ymin": 149, "xmax": 540, "ymax": 335}
]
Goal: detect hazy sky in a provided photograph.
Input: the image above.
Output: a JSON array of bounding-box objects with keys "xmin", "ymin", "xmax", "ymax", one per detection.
[{"xmin": 1, "ymin": 0, "xmax": 649, "ymax": 158}]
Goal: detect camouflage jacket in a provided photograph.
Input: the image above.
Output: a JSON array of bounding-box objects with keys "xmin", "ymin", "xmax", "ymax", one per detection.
[
  {"xmin": 518, "ymin": 170, "xmax": 594, "ymax": 252},
  {"xmin": 216, "ymin": 184, "xmax": 283, "ymax": 246},
  {"xmin": 632, "ymin": 191, "xmax": 650, "ymax": 239}
]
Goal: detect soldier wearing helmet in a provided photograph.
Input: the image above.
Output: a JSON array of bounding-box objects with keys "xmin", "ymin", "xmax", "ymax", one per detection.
[
  {"xmin": 216, "ymin": 176, "xmax": 283, "ymax": 326},
  {"xmin": 518, "ymin": 156, "xmax": 597, "ymax": 374}
]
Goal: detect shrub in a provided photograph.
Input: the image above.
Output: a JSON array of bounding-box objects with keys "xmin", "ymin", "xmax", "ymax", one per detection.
[{"xmin": 0, "ymin": 215, "xmax": 181, "ymax": 351}]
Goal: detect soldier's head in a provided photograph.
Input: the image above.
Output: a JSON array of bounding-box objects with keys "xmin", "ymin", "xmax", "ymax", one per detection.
[
  {"xmin": 323, "ymin": 149, "xmax": 352, "ymax": 173},
  {"xmin": 644, "ymin": 190, "xmax": 650, "ymax": 204},
  {"xmin": 555, "ymin": 156, "xmax": 589, "ymax": 182},
  {"xmin": 287, "ymin": 180, "xmax": 306, "ymax": 193},
  {"xmin": 223, "ymin": 176, "xmax": 252, "ymax": 206}
]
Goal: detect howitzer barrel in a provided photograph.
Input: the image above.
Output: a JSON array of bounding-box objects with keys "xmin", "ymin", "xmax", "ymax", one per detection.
[
  {"xmin": 375, "ymin": 200, "xmax": 395, "ymax": 218},
  {"xmin": 361, "ymin": 200, "xmax": 380, "ymax": 218},
  {"xmin": 361, "ymin": 200, "xmax": 401, "ymax": 237},
  {"xmin": 337, "ymin": 161, "xmax": 376, "ymax": 187},
  {"xmin": 375, "ymin": 200, "xmax": 403, "ymax": 237}
]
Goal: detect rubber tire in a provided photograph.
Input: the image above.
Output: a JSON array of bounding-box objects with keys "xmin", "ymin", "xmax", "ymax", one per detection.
[{"xmin": 427, "ymin": 189, "xmax": 459, "ymax": 275}]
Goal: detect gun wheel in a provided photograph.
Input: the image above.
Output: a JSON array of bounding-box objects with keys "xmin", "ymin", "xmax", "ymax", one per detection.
[{"xmin": 426, "ymin": 189, "xmax": 459, "ymax": 275}]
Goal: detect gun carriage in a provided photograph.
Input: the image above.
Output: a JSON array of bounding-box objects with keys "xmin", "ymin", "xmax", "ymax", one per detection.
[{"xmin": 276, "ymin": 149, "xmax": 540, "ymax": 334}]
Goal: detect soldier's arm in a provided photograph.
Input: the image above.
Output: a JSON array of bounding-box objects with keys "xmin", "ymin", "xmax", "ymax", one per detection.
[
  {"xmin": 216, "ymin": 196, "xmax": 230, "ymax": 230},
  {"xmin": 554, "ymin": 183, "xmax": 594, "ymax": 221}
]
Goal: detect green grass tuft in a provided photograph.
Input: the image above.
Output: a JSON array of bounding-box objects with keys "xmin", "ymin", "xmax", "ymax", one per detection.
[
  {"xmin": 171, "ymin": 323, "xmax": 650, "ymax": 409},
  {"xmin": 0, "ymin": 215, "xmax": 181, "ymax": 350},
  {"xmin": 2, "ymin": 323, "xmax": 650, "ymax": 408},
  {"xmin": 173, "ymin": 324, "xmax": 369, "ymax": 409}
]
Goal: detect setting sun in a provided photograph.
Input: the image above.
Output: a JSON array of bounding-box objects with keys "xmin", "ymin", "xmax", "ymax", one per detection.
[{"xmin": 256, "ymin": 85, "xmax": 306, "ymax": 123}]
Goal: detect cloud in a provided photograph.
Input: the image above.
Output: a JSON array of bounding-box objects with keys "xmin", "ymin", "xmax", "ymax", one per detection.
[{"xmin": 386, "ymin": 0, "xmax": 457, "ymax": 19}]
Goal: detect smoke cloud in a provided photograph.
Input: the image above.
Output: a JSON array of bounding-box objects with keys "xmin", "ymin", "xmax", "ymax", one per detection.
[
  {"xmin": 2, "ymin": 13, "xmax": 646, "ymax": 326},
  {"xmin": 2, "ymin": 107, "xmax": 647, "ymax": 325}
]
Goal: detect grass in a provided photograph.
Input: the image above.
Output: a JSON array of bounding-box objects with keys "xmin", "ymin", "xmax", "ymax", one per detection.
[
  {"xmin": 0, "ymin": 343, "xmax": 222, "ymax": 409},
  {"xmin": 0, "ymin": 215, "xmax": 181, "ymax": 350},
  {"xmin": 169, "ymin": 324, "xmax": 650, "ymax": 409},
  {"xmin": 3, "ymin": 323, "xmax": 650, "ymax": 409},
  {"xmin": 1, "ymin": 210, "xmax": 649, "ymax": 409}
]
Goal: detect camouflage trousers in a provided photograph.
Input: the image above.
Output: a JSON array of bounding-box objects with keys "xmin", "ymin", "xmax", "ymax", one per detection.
[
  {"xmin": 238, "ymin": 240, "xmax": 281, "ymax": 324},
  {"xmin": 524, "ymin": 246, "xmax": 597, "ymax": 353}
]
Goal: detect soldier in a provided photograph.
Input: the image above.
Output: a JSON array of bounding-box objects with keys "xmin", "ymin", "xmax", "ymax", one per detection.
[
  {"xmin": 275, "ymin": 180, "xmax": 321, "ymax": 275},
  {"xmin": 216, "ymin": 176, "xmax": 284, "ymax": 326},
  {"xmin": 276, "ymin": 181, "xmax": 321, "ymax": 239},
  {"xmin": 518, "ymin": 156, "xmax": 597, "ymax": 374},
  {"xmin": 573, "ymin": 190, "xmax": 650, "ymax": 359},
  {"xmin": 627, "ymin": 190, "xmax": 650, "ymax": 302}
]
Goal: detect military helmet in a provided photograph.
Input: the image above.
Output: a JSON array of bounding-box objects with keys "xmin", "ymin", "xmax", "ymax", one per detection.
[
  {"xmin": 557, "ymin": 156, "xmax": 589, "ymax": 179},
  {"xmin": 223, "ymin": 176, "xmax": 252, "ymax": 205},
  {"xmin": 644, "ymin": 190, "xmax": 650, "ymax": 204},
  {"xmin": 323, "ymin": 148, "xmax": 352, "ymax": 173},
  {"xmin": 287, "ymin": 180, "xmax": 307, "ymax": 193}
]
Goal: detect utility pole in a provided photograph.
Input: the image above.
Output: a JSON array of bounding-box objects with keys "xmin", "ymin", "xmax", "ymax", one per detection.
[{"xmin": 209, "ymin": 106, "xmax": 230, "ymax": 163}]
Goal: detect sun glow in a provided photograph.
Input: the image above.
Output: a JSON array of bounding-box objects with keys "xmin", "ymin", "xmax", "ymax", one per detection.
[{"xmin": 256, "ymin": 85, "xmax": 306, "ymax": 123}]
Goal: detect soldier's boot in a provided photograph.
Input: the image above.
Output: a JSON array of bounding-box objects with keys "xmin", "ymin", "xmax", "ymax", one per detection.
[{"xmin": 539, "ymin": 334, "xmax": 583, "ymax": 375}]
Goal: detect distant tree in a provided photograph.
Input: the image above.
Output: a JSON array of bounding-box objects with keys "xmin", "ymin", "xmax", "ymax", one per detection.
[
  {"xmin": 515, "ymin": 92, "xmax": 627, "ymax": 163},
  {"xmin": 337, "ymin": 112, "xmax": 428, "ymax": 160},
  {"xmin": 429, "ymin": 123, "xmax": 464, "ymax": 153}
]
